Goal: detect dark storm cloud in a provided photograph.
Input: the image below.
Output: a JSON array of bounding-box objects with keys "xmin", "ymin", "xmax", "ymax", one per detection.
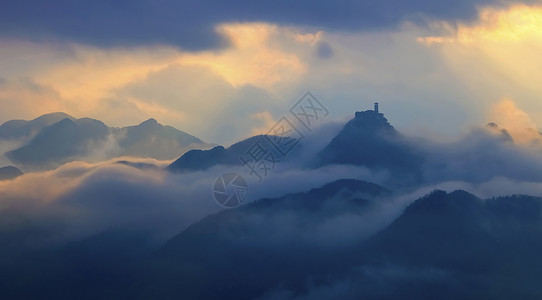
[{"xmin": 0, "ymin": 0, "xmax": 538, "ymax": 50}]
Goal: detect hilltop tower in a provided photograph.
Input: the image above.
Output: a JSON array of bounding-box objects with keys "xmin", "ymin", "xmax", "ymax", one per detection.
[{"xmin": 374, "ymin": 102, "xmax": 379, "ymax": 113}]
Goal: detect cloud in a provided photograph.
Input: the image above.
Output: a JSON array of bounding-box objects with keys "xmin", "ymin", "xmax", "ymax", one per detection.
[
  {"xmin": 415, "ymin": 4, "xmax": 542, "ymax": 129},
  {"xmin": 182, "ymin": 23, "xmax": 309, "ymax": 89},
  {"xmin": 0, "ymin": 140, "xmax": 23, "ymax": 166},
  {"xmin": 0, "ymin": 78, "xmax": 65, "ymax": 121},
  {"xmin": 316, "ymin": 41, "xmax": 334, "ymax": 59},
  {"xmin": 0, "ymin": 158, "xmax": 220, "ymax": 247},
  {"xmin": 5, "ymin": 102, "xmax": 541, "ymax": 243},
  {"xmin": 249, "ymin": 111, "xmax": 277, "ymax": 136},
  {"xmin": 3, "ymin": 111, "xmax": 542, "ymax": 297},
  {"xmin": 0, "ymin": 146, "xmax": 385, "ymax": 250},
  {"xmin": 0, "ymin": 25, "xmax": 317, "ymax": 144},
  {"xmin": 488, "ymin": 98, "xmax": 541, "ymax": 144},
  {"xmin": 4, "ymin": 4, "xmax": 542, "ymax": 146},
  {"xmin": 0, "ymin": 0, "xmax": 538, "ymax": 50},
  {"xmin": 0, "ymin": 111, "xmax": 402, "ymax": 247},
  {"xmin": 3, "ymin": 114, "xmax": 536, "ymax": 244},
  {"xmin": 418, "ymin": 127, "xmax": 542, "ymax": 185},
  {"xmin": 418, "ymin": 4, "xmax": 542, "ymax": 45},
  {"xmin": 114, "ymin": 63, "xmax": 288, "ymax": 144}
]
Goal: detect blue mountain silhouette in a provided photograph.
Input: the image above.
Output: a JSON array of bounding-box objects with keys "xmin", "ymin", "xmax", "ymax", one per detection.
[{"xmin": 2, "ymin": 114, "xmax": 209, "ymax": 170}]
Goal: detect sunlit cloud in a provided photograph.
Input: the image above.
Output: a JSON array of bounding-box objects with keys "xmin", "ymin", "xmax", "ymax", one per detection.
[
  {"xmin": 0, "ymin": 78, "xmax": 65, "ymax": 120},
  {"xmin": 488, "ymin": 98, "xmax": 541, "ymax": 145},
  {"xmin": 417, "ymin": 4, "xmax": 542, "ymax": 130},
  {"xmin": 418, "ymin": 5, "xmax": 542, "ymax": 45},
  {"xmin": 0, "ymin": 23, "xmax": 319, "ymax": 143},
  {"xmin": 179, "ymin": 23, "xmax": 310, "ymax": 88},
  {"xmin": 3, "ymin": 6, "xmax": 542, "ymax": 144},
  {"xmin": 34, "ymin": 45, "xmax": 179, "ymax": 101},
  {"xmin": 249, "ymin": 111, "xmax": 277, "ymax": 136}
]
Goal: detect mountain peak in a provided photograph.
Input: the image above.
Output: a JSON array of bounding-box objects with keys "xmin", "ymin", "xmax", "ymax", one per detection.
[
  {"xmin": 55, "ymin": 117, "xmax": 76, "ymax": 126},
  {"xmin": 0, "ymin": 112, "xmax": 76, "ymax": 141},
  {"xmin": 349, "ymin": 108, "xmax": 394, "ymax": 133},
  {"xmin": 139, "ymin": 118, "xmax": 158, "ymax": 127},
  {"xmin": 0, "ymin": 166, "xmax": 23, "ymax": 181},
  {"xmin": 33, "ymin": 112, "xmax": 76, "ymax": 126},
  {"xmin": 354, "ymin": 109, "xmax": 382, "ymax": 119},
  {"xmin": 314, "ymin": 107, "xmax": 422, "ymax": 183},
  {"xmin": 37, "ymin": 112, "xmax": 73, "ymax": 120}
]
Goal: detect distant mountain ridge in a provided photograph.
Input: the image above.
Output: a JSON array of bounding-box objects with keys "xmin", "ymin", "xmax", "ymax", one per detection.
[
  {"xmin": 0, "ymin": 113, "xmax": 210, "ymax": 170},
  {"xmin": 6, "ymin": 117, "xmax": 109, "ymax": 170},
  {"xmin": 115, "ymin": 118, "xmax": 205, "ymax": 160},
  {"xmin": 167, "ymin": 135, "xmax": 302, "ymax": 173},
  {"xmin": 0, "ymin": 112, "xmax": 74, "ymax": 141},
  {"xmin": 167, "ymin": 108, "xmax": 424, "ymax": 184}
]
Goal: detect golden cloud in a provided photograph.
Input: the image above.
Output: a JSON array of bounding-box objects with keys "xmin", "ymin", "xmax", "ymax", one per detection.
[
  {"xmin": 417, "ymin": 4, "xmax": 542, "ymax": 128},
  {"xmin": 180, "ymin": 22, "xmax": 309, "ymax": 88},
  {"xmin": 0, "ymin": 22, "xmax": 316, "ymax": 131},
  {"xmin": 418, "ymin": 5, "xmax": 542, "ymax": 45},
  {"xmin": 489, "ymin": 99, "xmax": 541, "ymax": 145}
]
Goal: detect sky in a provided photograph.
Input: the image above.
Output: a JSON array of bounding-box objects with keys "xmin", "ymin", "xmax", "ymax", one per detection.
[
  {"xmin": 5, "ymin": 4, "xmax": 542, "ymax": 296},
  {"xmin": 1, "ymin": 0, "xmax": 542, "ymax": 144}
]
